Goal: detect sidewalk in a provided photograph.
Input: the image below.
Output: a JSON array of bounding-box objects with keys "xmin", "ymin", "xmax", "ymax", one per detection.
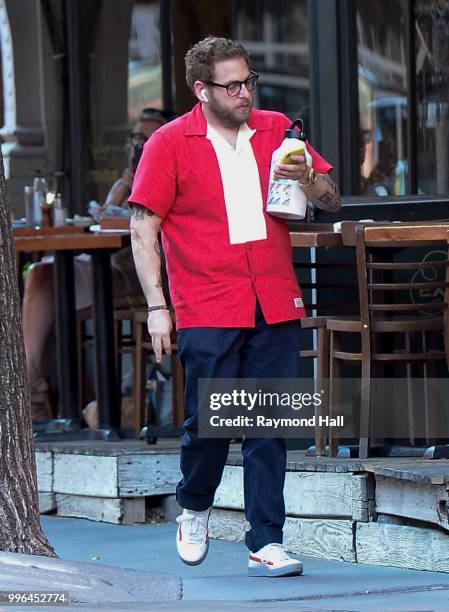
[{"xmin": 40, "ymin": 515, "xmax": 449, "ymax": 611}]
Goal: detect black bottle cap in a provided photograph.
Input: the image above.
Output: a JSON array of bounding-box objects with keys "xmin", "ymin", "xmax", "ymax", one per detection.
[
  {"xmin": 284, "ymin": 129, "xmax": 301, "ymax": 139},
  {"xmin": 284, "ymin": 118, "xmax": 306, "ymax": 140}
]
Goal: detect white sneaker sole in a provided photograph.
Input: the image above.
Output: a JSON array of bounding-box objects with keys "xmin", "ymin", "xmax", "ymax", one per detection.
[
  {"xmin": 248, "ymin": 561, "xmax": 303, "ymax": 577},
  {"xmin": 178, "ymin": 539, "xmax": 209, "ymax": 566}
]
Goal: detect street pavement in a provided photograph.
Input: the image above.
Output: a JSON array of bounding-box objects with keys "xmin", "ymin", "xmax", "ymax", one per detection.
[{"xmin": 37, "ymin": 515, "xmax": 449, "ymax": 611}]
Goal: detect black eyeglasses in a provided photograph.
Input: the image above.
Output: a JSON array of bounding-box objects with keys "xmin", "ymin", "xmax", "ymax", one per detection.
[
  {"xmin": 204, "ymin": 71, "xmax": 259, "ymax": 97},
  {"xmin": 129, "ymin": 132, "xmax": 149, "ymax": 146},
  {"xmin": 139, "ymin": 107, "xmax": 176, "ymax": 121}
]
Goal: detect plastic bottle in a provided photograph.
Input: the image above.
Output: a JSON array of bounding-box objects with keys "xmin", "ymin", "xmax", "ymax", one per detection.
[
  {"xmin": 53, "ymin": 193, "xmax": 67, "ymax": 227},
  {"xmin": 32, "ymin": 171, "xmax": 48, "ymax": 226},
  {"xmin": 266, "ymin": 119, "xmax": 313, "ymax": 220}
]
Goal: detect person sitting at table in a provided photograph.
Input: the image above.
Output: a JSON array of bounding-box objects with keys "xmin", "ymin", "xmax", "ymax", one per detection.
[
  {"xmin": 22, "ymin": 108, "xmax": 175, "ymax": 419},
  {"xmin": 364, "ymin": 139, "xmax": 397, "ymax": 196}
]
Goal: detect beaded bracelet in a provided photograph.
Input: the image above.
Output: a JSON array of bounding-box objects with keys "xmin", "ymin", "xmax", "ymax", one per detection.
[{"xmin": 147, "ymin": 305, "xmax": 170, "ymax": 313}]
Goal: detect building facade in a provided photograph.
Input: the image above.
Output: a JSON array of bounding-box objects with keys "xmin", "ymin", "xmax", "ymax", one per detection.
[{"xmin": 1, "ymin": 0, "xmax": 448, "ymax": 219}]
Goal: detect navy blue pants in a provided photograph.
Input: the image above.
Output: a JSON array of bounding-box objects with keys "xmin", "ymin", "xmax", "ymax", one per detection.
[{"xmin": 176, "ymin": 301, "xmax": 301, "ymax": 552}]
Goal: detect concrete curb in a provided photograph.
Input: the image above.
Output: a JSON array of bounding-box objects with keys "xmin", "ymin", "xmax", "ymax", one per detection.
[{"xmin": 0, "ymin": 551, "xmax": 182, "ymax": 604}]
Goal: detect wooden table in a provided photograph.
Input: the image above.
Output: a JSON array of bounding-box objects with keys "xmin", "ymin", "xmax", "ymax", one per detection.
[
  {"xmin": 290, "ymin": 220, "xmax": 449, "ymax": 250},
  {"xmin": 290, "ymin": 230, "xmax": 343, "ymax": 248},
  {"xmin": 289, "ymin": 220, "xmax": 449, "ymax": 458},
  {"xmin": 340, "ymin": 220, "xmax": 449, "ymax": 247},
  {"xmin": 12, "ymin": 225, "xmax": 83, "ymax": 237},
  {"xmin": 14, "ymin": 229, "xmax": 130, "ymax": 435}
]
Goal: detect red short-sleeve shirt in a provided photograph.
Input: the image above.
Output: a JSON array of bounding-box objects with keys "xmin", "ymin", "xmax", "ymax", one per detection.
[{"xmin": 129, "ymin": 103, "xmax": 333, "ymax": 329}]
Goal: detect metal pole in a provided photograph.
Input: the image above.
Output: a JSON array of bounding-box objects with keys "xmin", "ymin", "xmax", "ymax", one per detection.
[
  {"xmin": 336, "ymin": 0, "xmax": 360, "ymax": 196},
  {"xmin": 160, "ymin": 0, "xmax": 173, "ymax": 110},
  {"xmin": 91, "ymin": 250, "xmax": 121, "ymax": 430},
  {"xmin": 406, "ymin": 0, "xmax": 418, "ymax": 195},
  {"xmin": 63, "ymin": 0, "xmax": 85, "ymax": 216},
  {"xmin": 54, "ymin": 251, "xmax": 79, "ymax": 419}
]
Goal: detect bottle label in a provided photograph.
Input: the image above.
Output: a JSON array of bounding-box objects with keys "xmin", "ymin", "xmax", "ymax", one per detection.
[
  {"xmin": 267, "ymin": 159, "xmax": 297, "ymax": 207},
  {"xmin": 267, "ymin": 180, "xmax": 293, "ymax": 207}
]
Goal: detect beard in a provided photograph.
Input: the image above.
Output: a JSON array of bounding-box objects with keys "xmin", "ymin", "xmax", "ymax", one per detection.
[{"xmin": 208, "ymin": 93, "xmax": 252, "ymax": 128}]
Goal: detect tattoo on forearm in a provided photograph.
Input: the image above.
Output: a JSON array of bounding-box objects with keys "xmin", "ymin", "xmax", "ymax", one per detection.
[
  {"xmin": 155, "ymin": 276, "xmax": 163, "ymax": 288},
  {"xmin": 318, "ymin": 191, "xmax": 340, "ymax": 210},
  {"xmin": 131, "ymin": 204, "xmax": 155, "ymax": 220},
  {"xmin": 316, "ymin": 174, "xmax": 341, "ymax": 211},
  {"xmin": 153, "ymin": 239, "xmax": 161, "ymax": 256},
  {"xmin": 322, "ymin": 174, "xmax": 337, "ymax": 193}
]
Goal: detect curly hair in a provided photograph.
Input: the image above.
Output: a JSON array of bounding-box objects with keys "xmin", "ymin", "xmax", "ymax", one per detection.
[{"xmin": 185, "ymin": 36, "xmax": 249, "ymax": 91}]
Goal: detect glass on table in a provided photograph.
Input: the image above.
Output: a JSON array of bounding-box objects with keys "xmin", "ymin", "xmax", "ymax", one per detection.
[{"xmin": 24, "ymin": 186, "xmax": 33, "ymax": 225}]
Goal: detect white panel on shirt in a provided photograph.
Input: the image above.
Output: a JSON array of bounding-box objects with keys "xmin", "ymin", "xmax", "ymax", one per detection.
[{"xmin": 206, "ymin": 122, "xmax": 267, "ymax": 245}]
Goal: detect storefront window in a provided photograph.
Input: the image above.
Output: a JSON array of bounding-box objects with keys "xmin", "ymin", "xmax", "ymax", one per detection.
[
  {"xmin": 357, "ymin": 1, "xmax": 409, "ymax": 196},
  {"xmin": 415, "ymin": 0, "xmax": 449, "ymax": 195},
  {"xmin": 0, "ymin": 0, "xmax": 15, "ymax": 179},
  {"xmin": 128, "ymin": 1, "xmax": 162, "ymax": 122},
  {"xmin": 233, "ymin": 0, "xmax": 309, "ymax": 120}
]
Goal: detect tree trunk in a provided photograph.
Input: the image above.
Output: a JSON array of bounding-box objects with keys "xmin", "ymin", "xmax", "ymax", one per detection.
[{"xmin": 0, "ymin": 151, "xmax": 55, "ymax": 556}]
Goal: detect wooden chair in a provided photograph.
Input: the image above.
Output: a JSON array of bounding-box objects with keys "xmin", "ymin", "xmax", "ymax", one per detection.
[
  {"xmin": 133, "ymin": 310, "xmax": 184, "ymax": 437},
  {"xmin": 293, "ymin": 224, "xmax": 359, "ymax": 455},
  {"xmin": 77, "ymin": 305, "xmax": 184, "ymax": 435},
  {"xmin": 76, "ymin": 306, "xmax": 136, "ymax": 415},
  {"xmin": 327, "ymin": 223, "xmax": 449, "ymax": 459}
]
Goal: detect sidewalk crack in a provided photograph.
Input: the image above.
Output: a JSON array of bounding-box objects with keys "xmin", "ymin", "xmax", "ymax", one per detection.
[{"xmin": 253, "ymin": 582, "xmax": 449, "ymax": 603}]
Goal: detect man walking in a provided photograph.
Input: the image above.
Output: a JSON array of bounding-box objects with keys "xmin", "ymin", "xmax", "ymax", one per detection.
[{"xmin": 129, "ymin": 36, "xmax": 341, "ymax": 577}]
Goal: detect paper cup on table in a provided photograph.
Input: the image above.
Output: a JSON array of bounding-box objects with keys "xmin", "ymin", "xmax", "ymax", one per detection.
[{"xmin": 333, "ymin": 222, "xmax": 342, "ymax": 233}]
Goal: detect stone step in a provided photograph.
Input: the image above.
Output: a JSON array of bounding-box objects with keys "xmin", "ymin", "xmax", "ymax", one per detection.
[{"xmin": 0, "ymin": 551, "xmax": 182, "ymax": 605}]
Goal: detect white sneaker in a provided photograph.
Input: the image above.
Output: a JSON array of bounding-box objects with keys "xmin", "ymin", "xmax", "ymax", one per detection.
[
  {"xmin": 248, "ymin": 543, "xmax": 303, "ymax": 577},
  {"xmin": 176, "ymin": 507, "xmax": 211, "ymax": 566}
]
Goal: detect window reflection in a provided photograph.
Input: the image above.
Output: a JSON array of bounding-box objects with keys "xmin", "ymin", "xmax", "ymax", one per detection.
[
  {"xmin": 128, "ymin": 1, "xmax": 162, "ymax": 122},
  {"xmin": 234, "ymin": 0, "xmax": 309, "ymax": 118},
  {"xmin": 416, "ymin": 0, "xmax": 449, "ymax": 195},
  {"xmin": 357, "ymin": 1, "xmax": 409, "ymax": 196}
]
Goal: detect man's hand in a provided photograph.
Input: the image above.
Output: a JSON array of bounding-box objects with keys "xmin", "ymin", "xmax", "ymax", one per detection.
[
  {"xmin": 147, "ymin": 309, "xmax": 172, "ymax": 362},
  {"xmin": 120, "ymin": 167, "xmax": 134, "ymax": 189},
  {"xmin": 273, "ymin": 153, "xmax": 341, "ymax": 212},
  {"xmin": 273, "ymin": 154, "xmax": 309, "ymax": 183}
]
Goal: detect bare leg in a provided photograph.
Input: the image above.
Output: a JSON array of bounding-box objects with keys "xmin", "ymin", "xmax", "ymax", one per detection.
[{"xmin": 22, "ymin": 261, "xmax": 55, "ymax": 393}]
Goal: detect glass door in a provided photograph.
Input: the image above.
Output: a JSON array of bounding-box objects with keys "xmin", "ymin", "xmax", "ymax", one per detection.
[
  {"xmin": 356, "ymin": 0, "xmax": 410, "ymax": 197},
  {"xmin": 415, "ymin": 0, "xmax": 449, "ymax": 195}
]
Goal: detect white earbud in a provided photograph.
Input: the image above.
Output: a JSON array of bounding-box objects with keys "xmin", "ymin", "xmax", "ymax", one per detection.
[{"xmin": 200, "ymin": 90, "xmax": 209, "ymax": 103}]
